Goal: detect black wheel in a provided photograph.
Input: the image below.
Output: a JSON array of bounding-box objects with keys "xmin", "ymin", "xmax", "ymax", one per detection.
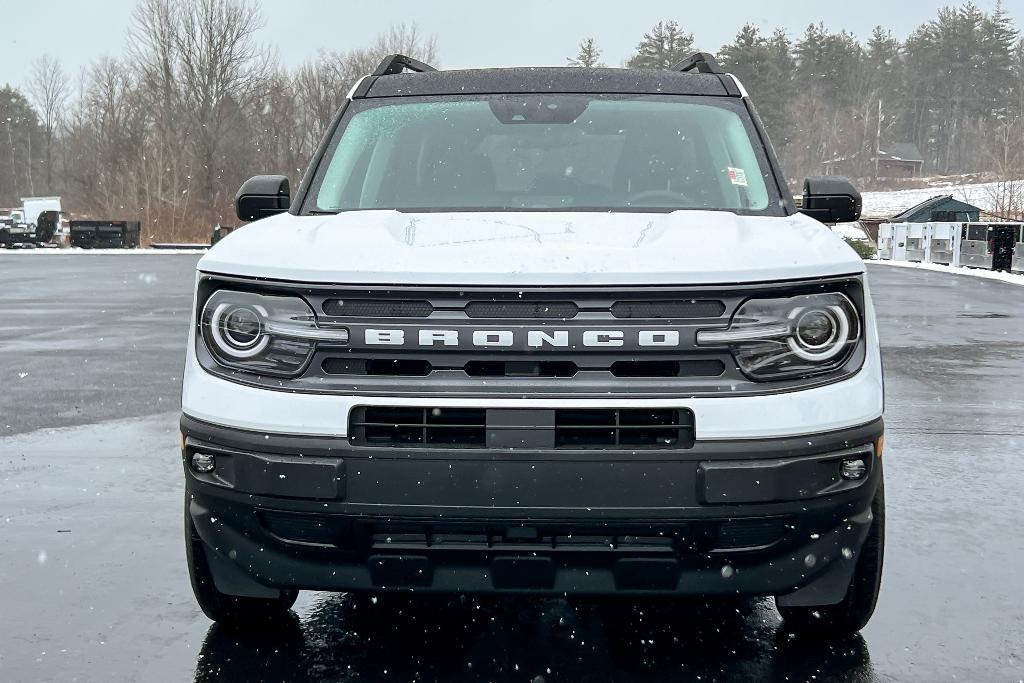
[
  {"xmin": 777, "ymin": 483, "xmax": 885, "ymax": 636},
  {"xmin": 185, "ymin": 500, "xmax": 298, "ymax": 626}
]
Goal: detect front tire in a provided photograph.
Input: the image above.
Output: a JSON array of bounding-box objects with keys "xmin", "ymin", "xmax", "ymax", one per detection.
[
  {"xmin": 185, "ymin": 501, "xmax": 298, "ymax": 626},
  {"xmin": 777, "ymin": 483, "xmax": 885, "ymax": 636}
]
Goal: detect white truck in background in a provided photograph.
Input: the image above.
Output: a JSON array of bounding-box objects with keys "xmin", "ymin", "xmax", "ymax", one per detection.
[{"xmin": 0, "ymin": 196, "xmax": 66, "ymax": 247}]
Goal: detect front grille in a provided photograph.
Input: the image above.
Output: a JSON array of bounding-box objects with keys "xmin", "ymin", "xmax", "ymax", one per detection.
[
  {"xmin": 465, "ymin": 301, "xmax": 579, "ymax": 319},
  {"xmin": 323, "ymin": 299, "xmax": 433, "ymax": 317},
  {"xmin": 322, "ymin": 358, "xmax": 433, "ymax": 376},
  {"xmin": 320, "ymin": 357, "xmax": 723, "ymax": 379},
  {"xmin": 349, "ymin": 407, "xmax": 695, "ymax": 450},
  {"xmin": 555, "ymin": 409, "xmax": 695, "ymax": 448},
  {"xmin": 611, "ymin": 300, "xmax": 726, "ymax": 319},
  {"xmin": 201, "ymin": 278, "xmax": 863, "ymax": 398},
  {"xmin": 351, "ymin": 407, "xmax": 487, "ymax": 447},
  {"xmin": 610, "ymin": 360, "xmax": 725, "ymax": 378},
  {"xmin": 464, "ymin": 360, "xmax": 578, "ymax": 377}
]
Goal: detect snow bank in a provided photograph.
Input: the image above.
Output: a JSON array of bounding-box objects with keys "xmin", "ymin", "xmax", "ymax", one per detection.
[{"xmin": 861, "ymin": 179, "xmax": 1024, "ymax": 219}]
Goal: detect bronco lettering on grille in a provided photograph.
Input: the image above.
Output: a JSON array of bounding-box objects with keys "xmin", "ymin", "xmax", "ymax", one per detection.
[{"xmin": 364, "ymin": 329, "xmax": 683, "ymax": 348}]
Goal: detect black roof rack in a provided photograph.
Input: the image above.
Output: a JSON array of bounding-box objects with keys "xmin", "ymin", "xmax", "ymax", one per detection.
[
  {"xmin": 372, "ymin": 54, "xmax": 438, "ymax": 76},
  {"xmin": 672, "ymin": 52, "xmax": 724, "ymax": 75}
]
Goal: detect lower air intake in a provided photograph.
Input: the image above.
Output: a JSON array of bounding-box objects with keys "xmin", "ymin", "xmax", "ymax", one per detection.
[{"xmin": 349, "ymin": 407, "xmax": 695, "ymax": 450}]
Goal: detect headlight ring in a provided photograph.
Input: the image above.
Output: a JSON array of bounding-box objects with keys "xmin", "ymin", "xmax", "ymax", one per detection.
[
  {"xmin": 208, "ymin": 302, "xmax": 270, "ymax": 358},
  {"xmin": 787, "ymin": 305, "xmax": 849, "ymax": 361}
]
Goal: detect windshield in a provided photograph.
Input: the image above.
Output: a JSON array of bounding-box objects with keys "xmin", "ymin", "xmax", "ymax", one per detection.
[{"xmin": 304, "ymin": 95, "xmax": 781, "ymax": 215}]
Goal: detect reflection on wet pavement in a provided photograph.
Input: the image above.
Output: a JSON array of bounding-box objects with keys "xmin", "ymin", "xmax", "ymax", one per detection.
[{"xmin": 195, "ymin": 594, "xmax": 874, "ymax": 682}]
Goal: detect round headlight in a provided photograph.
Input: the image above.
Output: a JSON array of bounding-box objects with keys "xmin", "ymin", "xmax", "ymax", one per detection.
[
  {"xmin": 208, "ymin": 302, "xmax": 270, "ymax": 358},
  {"xmin": 795, "ymin": 309, "xmax": 837, "ymax": 348},
  {"xmin": 222, "ymin": 306, "xmax": 263, "ymax": 349},
  {"xmin": 788, "ymin": 305, "xmax": 849, "ymax": 361}
]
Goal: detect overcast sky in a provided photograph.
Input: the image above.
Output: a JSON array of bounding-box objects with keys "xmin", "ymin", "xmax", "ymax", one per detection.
[{"xmin": 3, "ymin": 0, "xmax": 1023, "ymax": 88}]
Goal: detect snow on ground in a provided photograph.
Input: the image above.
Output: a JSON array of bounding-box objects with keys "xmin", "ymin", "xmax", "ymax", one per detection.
[
  {"xmin": 873, "ymin": 258, "xmax": 1024, "ymax": 287},
  {"xmin": 861, "ymin": 179, "xmax": 1024, "ymax": 218}
]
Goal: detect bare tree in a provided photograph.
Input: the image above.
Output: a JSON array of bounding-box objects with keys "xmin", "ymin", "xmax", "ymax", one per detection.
[
  {"xmin": 292, "ymin": 23, "xmax": 439, "ymax": 160},
  {"xmin": 372, "ymin": 23, "xmax": 439, "ymax": 65},
  {"xmin": 51, "ymin": 9, "xmax": 441, "ymax": 242},
  {"xmin": 173, "ymin": 0, "xmax": 270, "ymax": 209},
  {"xmin": 294, "ymin": 51, "xmax": 349, "ymax": 157},
  {"xmin": 129, "ymin": 0, "xmax": 188, "ymax": 233},
  {"xmin": 26, "ymin": 56, "xmax": 70, "ymax": 194}
]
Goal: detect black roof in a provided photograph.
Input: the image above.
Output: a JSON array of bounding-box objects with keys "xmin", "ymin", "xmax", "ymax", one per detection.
[
  {"xmin": 878, "ymin": 143, "xmax": 925, "ymax": 164},
  {"xmin": 358, "ymin": 67, "xmax": 734, "ymax": 99}
]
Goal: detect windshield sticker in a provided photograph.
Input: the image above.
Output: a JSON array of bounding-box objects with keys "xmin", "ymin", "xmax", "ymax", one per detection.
[{"xmin": 728, "ymin": 167, "xmax": 749, "ymax": 187}]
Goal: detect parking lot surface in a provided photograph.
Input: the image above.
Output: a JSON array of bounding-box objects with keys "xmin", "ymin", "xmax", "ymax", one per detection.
[{"xmin": 1, "ymin": 254, "xmax": 1022, "ymax": 681}]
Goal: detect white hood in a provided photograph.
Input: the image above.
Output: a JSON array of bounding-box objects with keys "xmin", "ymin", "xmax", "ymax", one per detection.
[{"xmin": 199, "ymin": 210, "xmax": 863, "ymax": 285}]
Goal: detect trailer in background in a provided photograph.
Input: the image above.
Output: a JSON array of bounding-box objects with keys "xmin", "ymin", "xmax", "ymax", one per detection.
[
  {"xmin": 879, "ymin": 221, "xmax": 1022, "ymax": 272},
  {"xmin": 926, "ymin": 223, "xmax": 959, "ymax": 265},
  {"xmin": 958, "ymin": 223, "xmax": 1022, "ymax": 272},
  {"xmin": 69, "ymin": 220, "xmax": 141, "ymax": 249}
]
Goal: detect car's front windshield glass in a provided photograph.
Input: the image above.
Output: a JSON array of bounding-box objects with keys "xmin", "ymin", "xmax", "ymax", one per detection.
[{"xmin": 306, "ymin": 95, "xmax": 780, "ymax": 215}]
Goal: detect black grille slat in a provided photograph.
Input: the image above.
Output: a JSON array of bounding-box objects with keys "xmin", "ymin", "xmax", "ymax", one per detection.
[
  {"xmin": 323, "ymin": 299, "xmax": 433, "ymax": 318},
  {"xmin": 610, "ymin": 360, "xmax": 725, "ymax": 378},
  {"xmin": 610, "ymin": 300, "xmax": 726, "ymax": 319},
  {"xmin": 555, "ymin": 409, "xmax": 693, "ymax": 449},
  {"xmin": 464, "ymin": 361, "xmax": 578, "ymax": 377},
  {"xmin": 465, "ymin": 301, "xmax": 579, "ymax": 319},
  {"xmin": 350, "ymin": 407, "xmax": 487, "ymax": 448},
  {"xmin": 350, "ymin": 407, "xmax": 694, "ymax": 450},
  {"xmin": 324, "ymin": 358, "xmax": 724, "ymax": 379},
  {"xmin": 322, "ymin": 358, "xmax": 433, "ymax": 376}
]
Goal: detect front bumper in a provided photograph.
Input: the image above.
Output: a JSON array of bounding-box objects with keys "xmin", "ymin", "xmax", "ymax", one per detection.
[{"xmin": 182, "ymin": 415, "xmax": 883, "ymax": 601}]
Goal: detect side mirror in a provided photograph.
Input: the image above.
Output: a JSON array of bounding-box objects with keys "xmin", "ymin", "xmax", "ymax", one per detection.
[
  {"xmin": 235, "ymin": 175, "xmax": 290, "ymax": 222},
  {"xmin": 800, "ymin": 176, "xmax": 862, "ymax": 224}
]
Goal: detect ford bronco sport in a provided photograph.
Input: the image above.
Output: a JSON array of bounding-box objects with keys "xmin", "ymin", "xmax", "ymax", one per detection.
[{"xmin": 181, "ymin": 53, "xmax": 884, "ymax": 635}]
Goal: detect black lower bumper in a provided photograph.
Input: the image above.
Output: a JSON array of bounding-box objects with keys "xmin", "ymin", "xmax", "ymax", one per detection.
[{"xmin": 181, "ymin": 415, "xmax": 883, "ymax": 603}]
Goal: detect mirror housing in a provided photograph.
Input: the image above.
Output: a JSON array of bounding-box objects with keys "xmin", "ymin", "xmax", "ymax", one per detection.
[
  {"xmin": 235, "ymin": 175, "xmax": 290, "ymax": 222},
  {"xmin": 800, "ymin": 176, "xmax": 862, "ymax": 224}
]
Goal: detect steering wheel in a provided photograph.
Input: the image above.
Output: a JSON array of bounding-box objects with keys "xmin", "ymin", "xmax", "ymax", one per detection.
[{"xmin": 625, "ymin": 189, "xmax": 696, "ymax": 207}]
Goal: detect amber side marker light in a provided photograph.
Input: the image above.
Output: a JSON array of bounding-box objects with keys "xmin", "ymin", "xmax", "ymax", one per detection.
[
  {"xmin": 179, "ymin": 431, "xmax": 186, "ymax": 451},
  {"xmin": 875, "ymin": 435, "xmax": 885, "ymax": 458}
]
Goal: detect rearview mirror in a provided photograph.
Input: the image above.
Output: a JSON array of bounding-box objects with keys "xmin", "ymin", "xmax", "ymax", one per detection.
[
  {"xmin": 800, "ymin": 176, "xmax": 862, "ymax": 224},
  {"xmin": 235, "ymin": 175, "xmax": 290, "ymax": 222}
]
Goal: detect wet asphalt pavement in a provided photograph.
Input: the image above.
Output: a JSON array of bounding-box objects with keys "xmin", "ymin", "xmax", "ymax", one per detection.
[{"xmin": 1, "ymin": 254, "xmax": 1022, "ymax": 682}]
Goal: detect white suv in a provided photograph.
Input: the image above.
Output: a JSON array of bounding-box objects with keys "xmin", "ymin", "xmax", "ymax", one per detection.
[{"xmin": 181, "ymin": 53, "xmax": 884, "ymax": 637}]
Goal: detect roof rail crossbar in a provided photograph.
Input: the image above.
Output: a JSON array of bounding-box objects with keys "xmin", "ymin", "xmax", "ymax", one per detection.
[
  {"xmin": 672, "ymin": 52, "xmax": 724, "ymax": 75},
  {"xmin": 373, "ymin": 54, "xmax": 438, "ymax": 76}
]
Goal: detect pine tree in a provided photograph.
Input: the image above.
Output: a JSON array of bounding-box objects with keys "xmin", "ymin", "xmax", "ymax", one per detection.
[
  {"xmin": 718, "ymin": 25, "xmax": 795, "ymax": 146},
  {"xmin": 568, "ymin": 38, "xmax": 604, "ymax": 67},
  {"xmin": 795, "ymin": 23, "xmax": 863, "ymax": 109},
  {"xmin": 980, "ymin": 0, "xmax": 1018, "ymax": 115},
  {"xmin": 627, "ymin": 21, "xmax": 695, "ymax": 69}
]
